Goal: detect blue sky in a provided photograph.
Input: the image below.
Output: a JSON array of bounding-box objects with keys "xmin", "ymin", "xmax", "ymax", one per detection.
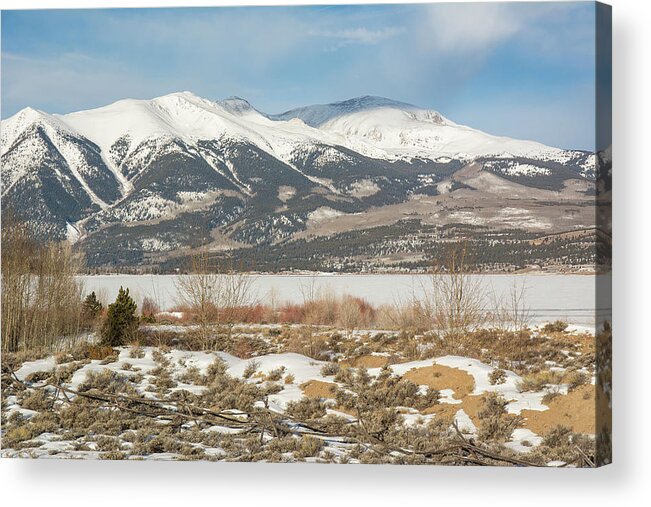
[{"xmin": 1, "ymin": 2, "xmax": 597, "ymax": 150}]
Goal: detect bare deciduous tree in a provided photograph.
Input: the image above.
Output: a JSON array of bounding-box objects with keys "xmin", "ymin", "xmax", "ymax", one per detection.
[
  {"xmin": 2, "ymin": 213, "xmax": 85, "ymax": 352},
  {"xmin": 420, "ymin": 243, "xmax": 485, "ymax": 346},
  {"xmin": 338, "ymin": 296, "xmax": 362, "ymax": 338},
  {"xmin": 489, "ymin": 279, "xmax": 531, "ymax": 331},
  {"xmin": 174, "ymin": 248, "xmax": 255, "ymax": 349}
]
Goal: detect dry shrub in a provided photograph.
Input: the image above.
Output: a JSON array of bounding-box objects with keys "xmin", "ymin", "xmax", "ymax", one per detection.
[
  {"xmin": 395, "ymin": 333, "xmax": 422, "ymax": 361},
  {"xmin": 295, "ymin": 435, "xmax": 323, "ymax": 459},
  {"xmin": 24, "ymin": 369, "xmax": 54, "ymax": 383},
  {"xmin": 131, "ymin": 428, "xmax": 183, "ymax": 456},
  {"xmin": 177, "ymin": 365, "xmax": 204, "ymax": 385},
  {"xmin": 100, "ymin": 353, "xmax": 119, "ymax": 365},
  {"xmin": 77, "ymin": 370, "xmax": 126, "ymax": 392},
  {"xmin": 232, "ymin": 338, "xmax": 256, "ymax": 359},
  {"xmin": 161, "ymin": 305, "xmax": 195, "ymax": 324},
  {"xmin": 543, "ymin": 321, "xmax": 569, "ymax": 333},
  {"xmin": 361, "ymin": 408, "xmax": 400, "ymax": 437},
  {"xmin": 528, "ymin": 425, "xmax": 596, "ymax": 466},
  {"xmin": 285, "ymin": 397, "xmax": 327, "ymax": 421},
  {"xmin": 320, "ymin": 362, "xmax": 340, "ymax": 377},
  {"xmin": 542, "ymin": 390, "xmax": 562, "ymax": 404},
  {"xmin": 334, "ymin": 366, "xmax": 440, "ymax": 429},
  {"xmin": 2, "ymin": 412, "xmax": 60, "ymax": 448},
  {"xmin": 20, "ymin": 389, "xmax": 52, "ymax": 411},
  {"xmin": 85, "ymin": 345, "xmax": 117, "ymax": 361},
  {"xmin": 242, "ymin": 360, "xmax": 260, "ymax": 379},
  {"xmin": 489, "ymin": 368, "xmax": 507, "ymax": 385},
  {"xmin": 265, "ymin": 366, "xmax": 286, "ymax": 382},
  {"xmin": 96, "ymin": 435, "xmax": 122, "ymax": 452},
  {"xmin": 52, "ymin": 360, "xmax": 90, "ymax": 384},
  {"xmin": 1, "ymin": 349, "xmax": 50, "ymax": 374},
  {"xmin": 99, "ymin": 451, "xmax": 127, "ymax": 460},
  {"xmin": 277, "ymin": 303, "xmax": 305, "ymax": 324},
  {"xmin": 541, "ymin": 425, "xmax": 573, "ymax": 448},
  {"xmin": 197, "ymin": 358, "xmax": 265, "ymax": 412},
  {"xmin": 140, "ymin": 297, "xmax": 160, "ymax": 323},
  {"xmin": 337, "ymin": 296, "xmax": 375, "ymax": 336},
  {"xmin": 564, "ymin": 370, "xmax": 589, "ymax": 391},
  {"xmin": 476, "ymin": 392, "xmax": 521, "ymax": 442},
  {"xmin": 276, "ymin": 294, "xmax": 375, "ymax": 330},
  {"xmin": 282, "ymin": 327, "xmax": 331, "ymax": 360},
  {"xmin": 488, "ymin": 279, "xmax": 531, "ymax": 331},
  {"xmin": 3, "ymin": 425, "xmax": 37, "ymax": 448},
  {"xmin": 129, "ymin": 346, "xmax": 145, "ymax": 359},
  {"xmin": 446, "ymin": 327, "xmax": 589, "ymax": 375},
  {"xmin": 377, "ymin": 302, "xmax": 430, "ymax": 333},
  {"xmin": 517, "ymin": 370, "xmax": 564, "ymax": 392},
  {"xmin": 223, "ymin": 304, "xmax": 267, "ymax": 324}
]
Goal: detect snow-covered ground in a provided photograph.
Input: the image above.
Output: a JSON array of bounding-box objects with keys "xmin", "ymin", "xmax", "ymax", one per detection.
[{"xmin": 3, "ymin": 333, "xmax": 596, "ymax": 463}]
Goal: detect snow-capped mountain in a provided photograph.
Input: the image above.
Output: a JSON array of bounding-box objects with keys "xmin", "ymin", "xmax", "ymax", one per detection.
[
  {"xmin": 270, "ymin": 96, "xmax": 419, "ymax": 127},
  {"xmin": 1, "ymin": 92, "xmax": 596, "ymax": 269},
  {"xmin": 272, "ymin": 95, "xmax": 578, "ymax": 161}
]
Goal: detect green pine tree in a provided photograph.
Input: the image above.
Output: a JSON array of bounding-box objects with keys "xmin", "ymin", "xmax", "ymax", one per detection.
[
  {"xmin": 100, "ymin": 287, "xmax": 138, "ymax": 346},
  {"xmin": 82, "ymin": 291, "xmax": 103, "ymax": 322}
]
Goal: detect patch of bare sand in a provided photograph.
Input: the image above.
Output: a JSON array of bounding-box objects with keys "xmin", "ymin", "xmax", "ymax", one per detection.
[
  {"xmin": 454, "ymin": 395, "xmax": 486, "ymax": 423},
  {"xmin": 421, "ymin": 403, "xmax": 460, "ymax": 424},
  {"xmin": 341, "ymin": 355, "xmax": 391, "ymax": 369},
  {"xmin": 403, "ymin": 364, "xmax": 475, "ymax": 400},
  {"xmin": 300, "ymin": 380, "xmax": 337, "ymax": 399},
  {"xmin": 521, "ymin": 385, "xmax": 596, "ymax": 435}
]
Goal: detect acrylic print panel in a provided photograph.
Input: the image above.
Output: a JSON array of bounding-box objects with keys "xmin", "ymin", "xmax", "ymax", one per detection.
[{"xmin": 0, "ymin": 1, "xmax": 611, "ymax": 466}]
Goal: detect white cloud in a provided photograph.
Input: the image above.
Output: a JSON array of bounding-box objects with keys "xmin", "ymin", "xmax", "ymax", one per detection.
[
  {"xmin": 418, "ymin": 3, "xmax": 525, "ymax": 54},
  {"xmin": 416, "ymin": 2, "xmax": 593, "ymax": 60},
  {"xmin": 309, "ymin": 26, "xmax": 405, "ymax": 49}
]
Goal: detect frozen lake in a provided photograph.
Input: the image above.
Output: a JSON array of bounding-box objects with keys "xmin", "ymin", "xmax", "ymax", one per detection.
[{"xmin": 79, "ymin": 273, "xmax": 610, "ymax": 328}]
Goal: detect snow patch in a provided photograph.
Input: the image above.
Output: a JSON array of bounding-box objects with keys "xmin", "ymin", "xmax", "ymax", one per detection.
[
  {"xmin": 348, "ymin": 179, "xmax": 380, "ymax": 198},
  {"xmin": 307, "ymin": 206, "xmax": 346, "ymax": 225}
]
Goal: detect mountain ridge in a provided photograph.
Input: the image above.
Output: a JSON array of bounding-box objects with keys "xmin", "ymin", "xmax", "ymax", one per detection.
[{"xmin": 1, "ymin": 91, "xmax": 597, "ymax": 271}]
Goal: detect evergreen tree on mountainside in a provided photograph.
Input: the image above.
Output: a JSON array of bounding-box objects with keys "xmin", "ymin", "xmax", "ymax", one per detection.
[{"xmin": 100, "ymin": 287, "xmax": 138, "ymax": 346}]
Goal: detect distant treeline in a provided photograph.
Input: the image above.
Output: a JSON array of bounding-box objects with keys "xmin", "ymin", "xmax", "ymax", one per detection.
[{"xmin": 77, "ymin": 221, "xmax": 604, "ymax": 275}]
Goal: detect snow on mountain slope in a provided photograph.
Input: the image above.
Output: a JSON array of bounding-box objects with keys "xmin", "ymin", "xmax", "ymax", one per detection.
[
  {"xmin": 271, "ymin": 95, "xmax": 576, "ymax": 161},
  {"xmin": 4, "ymin": 92, "xmax": 581, "ymax": 177},
  {"xmin": 1, "ymin": 91, "xmax": 594, "ymax": 249},
  {"xmin": 1, "ymin": 106, "xmax": 121, "ymax": 208},
  {"xmin": 61, "ymin": 92, "xmax": 335, "ymax": 167},
  {"xmin": 271, "ymin": 95, "xmax": 419, "ymax": 127},
  {"xmin": 1, "ymin": 107, "xmax": 80, "ymax": 163},
  {"xmin": 313, "ymin": 105, "xmax": 563, "ymax": 161}
]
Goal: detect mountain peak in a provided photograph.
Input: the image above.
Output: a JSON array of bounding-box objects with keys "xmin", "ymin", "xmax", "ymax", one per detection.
[
  {"xmin": 7, "ymin": 106, "xmax": 49, "ymax": 125},
  {"xmin": 160, "ymin": 90, "xmax": 202, "ymax": 100},
  {"xmin": 1, "ymin": 106, "xmax": 76, "ymax": 156},
  {"xmin": 152, "ymin": 90, "xmax": 211, "ymax": 109},
  {"xmin": 330, "ymin": 95, "xmax": 417, "ymax": 110},
  {"xmin": 218, "ymin": 96, "xmax": 257, "ymax": 115},
  {"xmin": 270, "ymin": 95, "xmax": 423, "ymax": 127}
]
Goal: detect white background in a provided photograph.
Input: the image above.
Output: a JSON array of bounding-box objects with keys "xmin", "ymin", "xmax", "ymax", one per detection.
[{"xmin": 0, "ymin": 0, "xmax": 649, "ymax": 505}]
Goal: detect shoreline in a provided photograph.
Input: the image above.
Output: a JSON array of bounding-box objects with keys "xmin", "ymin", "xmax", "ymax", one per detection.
[{"xmin": 79, "ymin": 269, "xmax": 607, "ymax": 278}]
